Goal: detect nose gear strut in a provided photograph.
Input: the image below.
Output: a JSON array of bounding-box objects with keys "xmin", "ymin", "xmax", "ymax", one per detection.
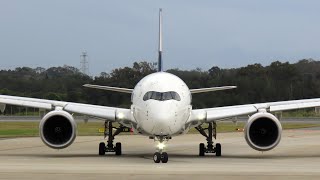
[{"xmin": 153, "ymin": 136, "xmax": 169, "ymax": 163}]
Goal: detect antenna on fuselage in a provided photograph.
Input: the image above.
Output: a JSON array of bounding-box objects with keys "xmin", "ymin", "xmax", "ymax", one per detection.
[{"xmin": 158, "ymin": 8, "xmax": 163, "ymax": 72}]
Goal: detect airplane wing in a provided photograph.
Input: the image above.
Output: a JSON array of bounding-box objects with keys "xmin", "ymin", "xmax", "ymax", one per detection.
[
  {"xmin": 0, "ymin": 94, "xmax": 134, "ymax": 123},
  {"xmin": 189, "ymin": 98, "xmax": 320, "ymax": 123},
  {"xmin": 84, "ymin": 84, "xmax": 236, "ymax": 94},
  {"xmin": 190, "ymin": 86, "xmax": 237, "ymax": 94},
  {"xmin": 83, "ymin": 84, "xmax": 133, "ymax": 93}
]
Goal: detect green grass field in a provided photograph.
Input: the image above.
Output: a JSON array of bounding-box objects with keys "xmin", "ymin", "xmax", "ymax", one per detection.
[{"xmin": 0, "ymin": 121, "xmax": 320, "ymax": 138}]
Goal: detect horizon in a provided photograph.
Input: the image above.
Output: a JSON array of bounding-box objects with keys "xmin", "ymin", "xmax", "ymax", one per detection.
[{"xmin": 0, "ymin": 58, "xmax": 316, "ymax": 75}]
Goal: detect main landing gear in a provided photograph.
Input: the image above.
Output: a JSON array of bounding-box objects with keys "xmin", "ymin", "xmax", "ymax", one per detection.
[
  {"xmin": 195, "ymin": 121, "xmax": 221, "ymax": 157},
  {"xmin": 153, "ymin": 136, "xmax": 169, "ymax": 163},
  {"xmin": 99, "ymin": 121, "xmax": 130, "ymax": 156}
]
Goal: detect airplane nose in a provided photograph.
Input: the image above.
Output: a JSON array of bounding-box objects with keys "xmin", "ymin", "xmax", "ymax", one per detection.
[
  {"xmin": 149, "ymin": 109, "xmax": 175, "ymax": 135},
  {"xmin": 155, "ymin": 113, "xmax": 172, "ymax": 122}
]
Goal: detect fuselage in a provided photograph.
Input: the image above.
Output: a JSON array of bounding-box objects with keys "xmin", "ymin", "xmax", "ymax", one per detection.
[{"xmin": 131, "ymin": 72, "xmax": 192, "ymax": 136}]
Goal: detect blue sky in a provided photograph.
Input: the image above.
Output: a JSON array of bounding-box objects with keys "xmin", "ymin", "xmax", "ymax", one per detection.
[{"xmin": 1, "ymin": 0, "xmax": 320, "ymax": 75}]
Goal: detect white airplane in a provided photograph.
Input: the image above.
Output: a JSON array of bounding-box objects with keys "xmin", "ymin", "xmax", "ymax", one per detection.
[{"xmin": 1, "ymin": 9, "xmax": 320, "ymax": 163}]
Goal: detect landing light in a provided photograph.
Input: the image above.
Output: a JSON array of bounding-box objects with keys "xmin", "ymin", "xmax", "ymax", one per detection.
[
  {"xmin": 117, "ymin": 112, "xmax": 125, "ymax": 119},
  {"xmin": 157, "ymin": 143, "xmax": 166, "ymax": 150},
  {"xmin": 198, "ymin": 114, "xmax": 206, "ymax": 120}
]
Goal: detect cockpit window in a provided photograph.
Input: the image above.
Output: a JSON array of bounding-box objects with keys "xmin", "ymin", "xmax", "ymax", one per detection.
[
  {"xmin": 151, "ymin": 92, "xmax": 162, "ymax": 101},
  {"xmin": 143, "ymin": 91, "xmax": 181, "ymax": 101},
  {"xmin": 163, "ymin": 92, "xmax": 173, "ymax": 101}
]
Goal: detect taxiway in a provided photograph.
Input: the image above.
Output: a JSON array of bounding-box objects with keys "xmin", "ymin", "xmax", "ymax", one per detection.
[{"xmin": 0, "ymin": 130, "xmax": 320, "ymax": 179}]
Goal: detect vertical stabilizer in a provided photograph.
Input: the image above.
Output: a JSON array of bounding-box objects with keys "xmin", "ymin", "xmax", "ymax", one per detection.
[{"xmin": 158, "ymin": 8, "xmax": 163, "ymax": 72}]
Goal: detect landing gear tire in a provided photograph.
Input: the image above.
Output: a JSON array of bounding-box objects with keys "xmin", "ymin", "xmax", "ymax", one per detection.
[
  {"xmin": 161, "ymin": 152, "xmax": 168, "ymax": 163},
  {"xmin": 99, "ymin": 142, "xmax": 105, "ymax": 155},
  {"xmin": 215, "ymin": 143, "xmax": 221, "ymax": 157},
  {"xmin": 115, "ymin": 142, "xmax": 122, "ymax": 155},
  {"xmin": 153, "ymin": 152, "xmax": 161, "ymax": 163},
  {"xmin": 199, "ymin": 143, "xmax": 205, "ymax": 156}
]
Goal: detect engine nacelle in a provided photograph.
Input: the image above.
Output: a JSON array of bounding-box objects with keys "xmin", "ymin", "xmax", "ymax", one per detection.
[
  {"xmin": 244, "ymin": 112, "xmax": 282, "ymax": 151},
  {"xmin": 39, "ymin": 110, "xmax": 77, "ymax": 149}
]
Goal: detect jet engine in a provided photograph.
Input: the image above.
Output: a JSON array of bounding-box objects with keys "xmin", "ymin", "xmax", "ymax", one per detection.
[
  {"xmin": 244, "ymin": 112, "xmax": 282, "ymax": 151},
  {"xmin": 39, "ymin": 110, "xmax": 77, "ymax": 149}
]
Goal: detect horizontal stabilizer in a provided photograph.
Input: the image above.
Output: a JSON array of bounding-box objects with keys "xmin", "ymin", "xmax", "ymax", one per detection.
[
  {"xmin": 83, "ymin": 84, "xmax": 133, "ymax": 93},
  {"xmin": 190, "ymin": 86, "xmax": 237, "ymax": 94}
]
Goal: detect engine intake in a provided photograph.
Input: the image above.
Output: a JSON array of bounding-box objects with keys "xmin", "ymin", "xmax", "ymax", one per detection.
[
  {"xmin": 244, "ymin": 112, "xmax": 282, "ymax": 151},
  {"xmin": 39, "ymin": 110, "xmax": 77, "ymax": 149}
]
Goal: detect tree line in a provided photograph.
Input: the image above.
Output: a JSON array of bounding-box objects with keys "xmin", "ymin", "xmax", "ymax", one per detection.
[{"xmin": 0, "ymin": 59, "xmax": 320, "ymax": 114}]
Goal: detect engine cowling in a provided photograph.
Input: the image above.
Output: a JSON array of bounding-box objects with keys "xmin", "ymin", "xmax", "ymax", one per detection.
[
  {"xmin": 244, "ymin": 112, "xmax": 282, "ymax": 151},
  {"xmin": 39, "ymin": 110, "xmax": 77, "ymax": 149}
]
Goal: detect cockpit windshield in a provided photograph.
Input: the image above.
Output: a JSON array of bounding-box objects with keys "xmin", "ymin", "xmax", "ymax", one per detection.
[{"xmin": 143, "ymin": 91, "xmax": 181, "ymax": 101}]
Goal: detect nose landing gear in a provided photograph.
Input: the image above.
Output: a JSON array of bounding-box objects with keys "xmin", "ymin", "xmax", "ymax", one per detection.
[
  {"xmin": 196, "ymin": 121, "xmax": 222, "ymax": 157},
  {"xmin": 153, "ymin": 136, "xmax": 169, "ymax": 163}
]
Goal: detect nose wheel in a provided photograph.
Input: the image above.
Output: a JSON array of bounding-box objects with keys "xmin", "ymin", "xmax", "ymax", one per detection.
[
  {"xmin": 153, "ymin": 136, "xmax": 170, "ymax": 163},
  {"xmin": 153, "ymin": 152, "xmax": 168, "ymax": 163}
]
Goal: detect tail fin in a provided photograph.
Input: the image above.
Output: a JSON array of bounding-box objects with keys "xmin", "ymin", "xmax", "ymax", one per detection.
[{"xmin": 158, "ymin": 8, "xmax": 163, "ymax": 72}]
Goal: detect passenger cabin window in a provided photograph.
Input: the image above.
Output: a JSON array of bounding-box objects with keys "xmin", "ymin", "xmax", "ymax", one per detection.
[{"xmin": 143, "ymin": 91, "xmax": 181, "ymax": 101}]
